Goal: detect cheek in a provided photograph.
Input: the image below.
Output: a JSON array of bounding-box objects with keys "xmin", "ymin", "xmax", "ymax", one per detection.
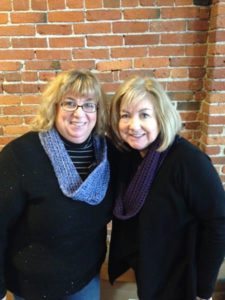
[{"xmin": 118, "ymin": 121, "xmax": 125, "ymax": 134}]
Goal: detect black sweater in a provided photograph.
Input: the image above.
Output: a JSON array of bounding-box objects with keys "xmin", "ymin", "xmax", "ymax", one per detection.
[
  {"xmin": 109, "ymin": 137, "xmax": 225, "ymax": 300},
  {"xmin": 0, "ymin": 132, "xmax": 114, "ymax": 300}
]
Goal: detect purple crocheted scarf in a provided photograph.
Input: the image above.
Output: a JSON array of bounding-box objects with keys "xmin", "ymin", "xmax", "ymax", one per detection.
[{"xmin": 113, "ymin": 136, "xmax": 171, "ymax": 220}]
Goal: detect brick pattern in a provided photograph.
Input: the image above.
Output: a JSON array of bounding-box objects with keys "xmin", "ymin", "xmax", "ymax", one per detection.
[{"xmin": 0, "ymin": 0, "xmax": 224, "ymax": 186}]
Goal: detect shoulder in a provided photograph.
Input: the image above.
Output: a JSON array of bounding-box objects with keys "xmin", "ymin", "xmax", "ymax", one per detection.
[
  {"xmin": 169, "ymin": 136, "xmax": 210, "ymax": 165},
  {"xmin": 1, "ymin": 131, "xmax": 41, "ymax": 161}
]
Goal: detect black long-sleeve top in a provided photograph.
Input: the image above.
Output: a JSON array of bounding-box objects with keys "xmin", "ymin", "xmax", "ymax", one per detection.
[
  {"xmin": 0, "ymin": 132, "xmax": 114, "ymax": 300},
  {"xmin": 109, "ymin": 137, "xmax": 225, "ymax": 300}
]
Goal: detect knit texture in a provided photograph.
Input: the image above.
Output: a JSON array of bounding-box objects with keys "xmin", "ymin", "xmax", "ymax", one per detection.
[
  {"xmin": 39, "ymin": 128, "xmax": 110, "ymax": 205},
  {"xmin": 113, "ymin": 136, "xmax": 170, "ymax": 219}
]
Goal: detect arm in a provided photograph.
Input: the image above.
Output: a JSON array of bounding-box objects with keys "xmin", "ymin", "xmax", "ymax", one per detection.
[
  {"xmin": 182, "ymin": 148, "xmax": 225, "ymax": 298},
  {"xmin": 0, "ymin": 145, "xmax": 26, "ymax": 298}
]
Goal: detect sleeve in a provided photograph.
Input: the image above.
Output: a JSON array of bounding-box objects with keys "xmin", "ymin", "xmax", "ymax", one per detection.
[
  {"xmin": 181, "ymin": 148, "xmax": 225, "ymax": 298},
  {"xmin": 0, "ymin": 145, "xmax": 26, "ymax": 298}
]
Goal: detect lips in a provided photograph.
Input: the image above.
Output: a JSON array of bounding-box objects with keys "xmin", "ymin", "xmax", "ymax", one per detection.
[{"xmin": 70, "ymin": 121, "xmax": 86, "ymax": 127}]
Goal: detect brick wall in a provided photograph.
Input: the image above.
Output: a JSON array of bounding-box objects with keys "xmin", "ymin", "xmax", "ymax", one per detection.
[{"xmin": 0, "ymin": 0, "xmax": 224, "ymax": 186}]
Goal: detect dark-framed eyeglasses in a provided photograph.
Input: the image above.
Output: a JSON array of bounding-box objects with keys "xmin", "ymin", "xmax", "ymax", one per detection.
[{"xmin": 60, "ymin": 99, "xmax": 98, "ymax": 113}]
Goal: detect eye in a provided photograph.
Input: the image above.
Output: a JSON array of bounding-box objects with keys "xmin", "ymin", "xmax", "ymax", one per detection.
[
  {"xmin": 140, "ymin": 112, "xmax": 151, "ymax": 119},
  {"xmin": 120, "ymin": 113, "xmax": 129, "ymax": 119},
  {"xmin": 83, "ymin": 102, "xmax": 96, "ymax": 109},
  {"xmin": 64, "ymin": 99, "xmax": 76, "ymax": 108}
]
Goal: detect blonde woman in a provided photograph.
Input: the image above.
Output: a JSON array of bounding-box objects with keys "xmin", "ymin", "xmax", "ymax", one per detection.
[
  {"xmin": 0, "ymin": 69, "xmax": 115, "ymax": 300},
  {"xmin": 108, "ymin": 75, "xmax": 225, "ymax": 300}
]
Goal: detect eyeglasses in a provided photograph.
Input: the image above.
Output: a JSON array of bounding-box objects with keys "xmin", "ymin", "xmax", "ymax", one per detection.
[{"xmin": 60, "ymin": 99, "xmax": 98, "ymax": 113}]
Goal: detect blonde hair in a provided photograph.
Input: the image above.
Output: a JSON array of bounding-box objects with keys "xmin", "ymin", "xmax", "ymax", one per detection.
[
  {"xmin": 110, "ymin": 76, "xmax": 182, "ymax": 151},
  {"xmin": 32, "ymin": 69, "xmax": 107, "ymax": 135}
]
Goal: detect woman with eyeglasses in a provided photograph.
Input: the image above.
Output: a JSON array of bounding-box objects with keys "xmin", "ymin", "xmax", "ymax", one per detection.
[{"xmin": 0, "ymin": 69, "xmax": 116, "ymax": 300}]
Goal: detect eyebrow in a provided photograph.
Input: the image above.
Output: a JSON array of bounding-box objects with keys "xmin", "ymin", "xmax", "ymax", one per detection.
[
  {"xmin": 120, "ymin": 108, "xmax": 153, "ymax": 113},
  {"xmin": 65, "ymin": 97, "xmax": 95, "ymax": 102}
]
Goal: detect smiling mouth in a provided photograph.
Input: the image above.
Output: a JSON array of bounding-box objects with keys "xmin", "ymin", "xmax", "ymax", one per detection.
[
  {"xmin": 130, "ymin": 133, "xmax": 144, "ymax": 138},
  {"xmin": 70, "ymin": 121, "xmax": 86, "ymax": 126}
]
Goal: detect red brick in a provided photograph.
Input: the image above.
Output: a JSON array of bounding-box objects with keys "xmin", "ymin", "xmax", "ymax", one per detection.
[
  {"xmin": 3, "ymin": 105, "xmax": 38, "ymax": 115},
  {"xmin": 67, "ymin": 0, "xmax": 83, "ymax": 8},
  {"xmin": 149, "ymin": 46, "xmax": 184, "ymax": 56},
  {"xmin": 0, "ymin": 95, "xmax": 21, "ymax": 105},
  {"xmin": 207, "ymin": 93, "xmax": 225, "ymax": 103},
  {"xmin": 87, "ymin": 35, "xmax": 123, "ymax": 47},
  {"xmin": 21, "ymin": 72, "xmax": 38, "ymax": 82},
  {"xmin": 60, "ymin": 60, "xmax": 95, "ymax": 70},
  {"xmin": 205, "ymin": 80, "xmax": 225, "ymax": 92},
  {"xmin": 48, "ymin": 11, "xmax": 84, "ymax": 23},
  {"xmin": 0, "ymin": 13, "xmax": 8, "ymax": 23},
  {"xmin": 0, "ymin": 38, "xmax": 10, "ymax": 48},
  {"xmin": 49, "ymin": 37, "xmax": 84, "ymax": 48},
  {"xmin": 4, "ymin": 125, "xmax": 30, "ymax": 135},
  {"xmin": 0, "ymin": 116, "xmax": 23, "ymax": 126},
  {"xmin": 0, "ymin": 50, "xmax": 34, "ymax": 60},
  {"xmin": 97, "ymin": 60, "xmax": 132, "ymax": 71},
  {"xmin": 21, "ymin": 95, "xmax": 41, "ymax": 104},
  {"xmin": 189, "ymin": 68, "xmax": 206, "ymax": 78},
  {"xmin": 73, "ymin": 48, "xmax": 109, "ymax": 59},
  {"xmin": 170, "ymin": 57, "xmax": 205, "ymax": 67},
  {"xmin": 0, "ymin": 25, "xmax": 35, "ymax": 36},
  {"xmin": 150, "ymin": 20, "xmax": 185, "ymax": 32},
  {"xmin": 207, "ymin": 68, "xmax": 225, "ymax": 79},
  {"xmin": 188, "ymin": 20, "xmax": 209, "ymax": 31},
  {"xmin": 125, "ymin": 34, "xmax": 159, "ymax": 45},
  {"xmin": 161, "ymin": 33, "xmax": 207, "ymax": 44},
  {"xmin": 122, "ymin": 0, "xmax": 139, "ymax": 6},
  {"xmin": 208, "ymin": 44, "xmax": 225, "ymax": 55},
  {"xmin": 74, "ymin": 23, "xmax": 111, "ymax": 34},
  {"xmin": 0, "ymin": 62, "xmax": 21, "ymax": 71},
  {"xmin": 167, "ymin": 80, "xmax": 203, "ymax": 91},
  {"xmin": 0, "ymin": 0, "xmax": 12, "ymax": 11},
  {"xmin": 113, "ymin": 22, "xmax": 148, "ymax": 33},
  {"xmin": 48, "ymin": 0, "xmax": 65, "ymax": 10},
  {"xmin": 11, "ymin": 12, "xmax": 47, "ymax": 23},
  {"xmin": 208, "ymin": 31, "xmax": 225, "ymax": 43},
  {"xmin": 185, "ymin": 45, "xmax": 207, "ymax": 56},
  {"xmin": 111, "ymin": 47, "xmax": 147, "ymax": 58},
  {"xmin": 35, "ymin": 50, "xmax": 72, "ymax": 60},
  {"xmin": 13, "ymin": 0, "xmax": 29, "ymax": 10},
  {"xmin": 157, "ymin": 0, "xmax": 174, "ymax": 5},
  {"xmin": 175, "ymin": 0, "xmax": 193, "ymax": 4},
  {"xmin": 103, "ymin": 0, "xmax": 120, "ymax": 7},
  {"xmin": 38, "ymin": 72, "xmax": 57, "ymax": 82},
  {"xmin": 161, "ymin": 7, "xmax": 200, "ymax": 19},
  {"xmin": 134, "ymin": 57, "xmax": 169, "ymax": 68},
  {"xmin": 12, "ymin": 38, "xmax": 47, "ymax": 48},
  {"xmin": 170, "ymin": 68, "xmax": 188, "ymax": 78},
  {"xmin": 31, "ymin": 0, "xmax": 47, "ymax": 10},
  {"xmin": 86, "ymin": 10, "xmax": 121, "ymax": 21},
  {"xmin": 4, "ymin": 72, "xmax": 21, "ymax": 82},
  {"xmin": 124, "ymin": 8, "xmax": 159, "ymax": 19},
  {"xmin": 154, "ymin": 69, "xmax": 170, "ymax": 78},
  {"xmin": 37, "ymin": 25, "xmax": 72, "ymax": 35},
  {"xmin": 85, "ymin": 0, "xmax": 102, "ymax": 8},
  {"xmin": 205, "ymin": 115, "xmax": 225, "ymax": 125},
  {"xmin": 140, "ymin": 0, "xmax": 154, "ymax": 5},
  {"xmin": 25, "ymin": 61, "xmax": 61, "ymax": 70}
]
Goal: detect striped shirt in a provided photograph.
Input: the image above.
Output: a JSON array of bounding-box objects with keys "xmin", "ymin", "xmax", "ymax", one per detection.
[{"xmin": 61, "ymin": 135, "xmax": 95, "ymax": 180}]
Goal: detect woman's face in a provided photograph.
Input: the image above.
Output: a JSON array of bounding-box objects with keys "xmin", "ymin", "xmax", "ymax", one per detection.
[
  {"xmin": 119, "ymin": 95, "xmax": 159, "ymax": 157},
  {"xmin": 55, "ymin": 92, "xmax": 97, "ymax": 144}
]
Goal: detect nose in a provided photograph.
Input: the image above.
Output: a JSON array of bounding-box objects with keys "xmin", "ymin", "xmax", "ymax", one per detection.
[
  {"xmin": 72, "ymin": 105, "xmax": 84, "ymax": 116},
  {"xmin": 129, "ymin": 117, "xmax": 141, "ymax": 130}
]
